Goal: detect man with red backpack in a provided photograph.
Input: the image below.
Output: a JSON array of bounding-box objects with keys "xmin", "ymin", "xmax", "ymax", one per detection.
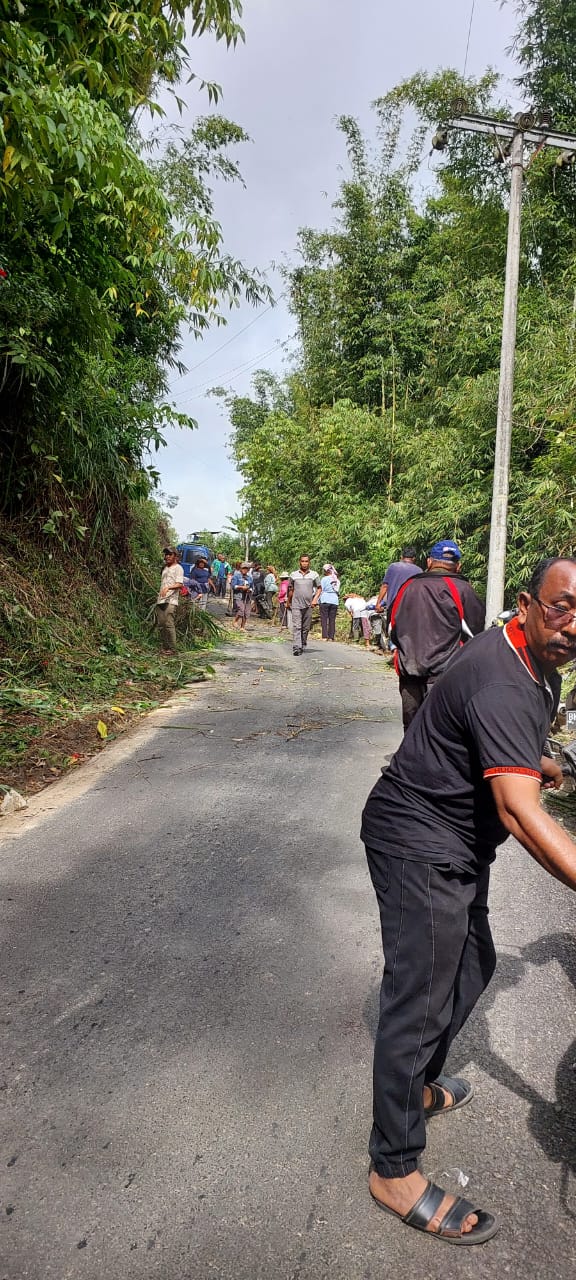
[{"xmin": 390, "ymin": 539, "xmax": 485, "ymax": 731}]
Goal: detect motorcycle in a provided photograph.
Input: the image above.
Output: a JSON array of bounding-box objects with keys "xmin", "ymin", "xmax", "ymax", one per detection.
[
  {"xmin": 369, "ymin": 607, "xmax": 389, "ymax": 651},
  {"xmin": 545, "ymin": 736, "xmax": 576, "ymax": 785}
]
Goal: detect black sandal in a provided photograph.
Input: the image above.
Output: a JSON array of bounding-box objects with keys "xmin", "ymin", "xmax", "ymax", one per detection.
[
  {"xmin": 370, "ymin": 1178, "xmax": 499, "ymax": 1245},
  {"xmin": 425, "ymin": 1074, "xmax": 474, "ymax": 1118}
]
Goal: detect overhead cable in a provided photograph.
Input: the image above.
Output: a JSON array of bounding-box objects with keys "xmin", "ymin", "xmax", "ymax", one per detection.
[
  {"xmin": 174, "ymin": 297, "xmax": 282, "ymax": 384},
  {"xmin": 463, "ymin": 0, "xmax": 476, "ymax": 80},
  {"xmin": 172, "ymin": 337, "xmax": 290, "ymax": 407}
]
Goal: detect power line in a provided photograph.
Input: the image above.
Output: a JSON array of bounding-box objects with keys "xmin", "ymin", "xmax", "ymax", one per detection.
[
  {"xmin": 173, "ymin": 339, "xmax": 287, "ymax": 402},
  {"xmin": 172, "ymin": 337, "xmax": 290, "ymax": 406},
  {"xmin": 463, "ymin": 0, "xmax": 476, "ymax": 79},
  {"xmin": 174, "ymin": 297, "xmax": 282, "ymax": 385}
]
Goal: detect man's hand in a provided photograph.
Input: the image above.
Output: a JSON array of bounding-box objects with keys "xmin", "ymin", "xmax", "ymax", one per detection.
[
  {"xmin": 490, "ymin": 772, "xmax": 576, "ymax": 889},
  {"xmin": 540, "ymin": 755, "xmax": 564, "ymax": 790}
]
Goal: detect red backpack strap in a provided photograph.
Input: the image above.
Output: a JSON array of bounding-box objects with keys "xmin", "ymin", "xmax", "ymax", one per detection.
[
  {"xmin": 389, "ymin": 576, "xmax": 414, "ymax": 631},
  {"xmin": 443, "ymin": 575, "xmax": 464, "ymax": 621}
]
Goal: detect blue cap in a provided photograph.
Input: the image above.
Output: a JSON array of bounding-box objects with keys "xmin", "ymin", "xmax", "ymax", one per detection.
[{"xmin": 429, "ymin": 539, "xmax": 462, "ymax": 561}]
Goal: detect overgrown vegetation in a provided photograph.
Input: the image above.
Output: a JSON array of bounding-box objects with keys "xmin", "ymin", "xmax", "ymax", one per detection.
[
  {"xmin": 0, "ymin": 501, "xmax": 224, "ymax": 792},
  {"xmin": 0, "ymin": 1, "xmax": 263, "ymax": 790},
  {"xmin": 221, "ymin": 0, "xmax": 576, "ymax": 601}
]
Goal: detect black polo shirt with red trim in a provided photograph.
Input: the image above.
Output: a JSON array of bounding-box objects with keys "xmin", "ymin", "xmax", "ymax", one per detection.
[{"xmin": 361, "ymin": 618, "xmax": 561, "ymax": 872}]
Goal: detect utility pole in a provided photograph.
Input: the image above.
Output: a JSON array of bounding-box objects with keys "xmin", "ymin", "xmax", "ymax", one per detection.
[{"xmin": 433, "ymin": 109, "xmax": 576, "ymax": 623}]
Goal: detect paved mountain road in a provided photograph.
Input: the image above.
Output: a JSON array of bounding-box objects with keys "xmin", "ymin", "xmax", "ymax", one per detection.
[{"xmin": 1, "ymin": 633, "xmax": 575, "ymax": 1279}]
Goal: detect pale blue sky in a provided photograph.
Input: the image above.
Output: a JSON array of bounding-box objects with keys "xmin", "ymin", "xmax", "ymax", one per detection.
[{"xmin": 156, "ymin": 0, "xmax": 519, "ymax": 540}]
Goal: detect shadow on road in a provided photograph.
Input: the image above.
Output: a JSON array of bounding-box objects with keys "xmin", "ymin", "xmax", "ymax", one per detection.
[{"xmin": 364, "ymin": 930, "xmax": 576, "ymax": 1218}]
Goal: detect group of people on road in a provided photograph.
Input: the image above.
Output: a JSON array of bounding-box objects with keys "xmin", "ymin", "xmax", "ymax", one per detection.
[
  {"xmin": 156, "ymin": 532, "xmax": 576, "ymax": 1251},
  {"xmin": 229, "ymin": 562, "xmax": 282, "ymax": 629},
  {"xmin": 156, "ymin": 538, "xmax": 486, "ymax": 673},
  {"xmin": 155, "ymin": 546, "xmax": 229, "ymax": 653},
  {"xmin": 217, "ymin": 536, "xmax": 576, "ymax": 1254},
  {"xmin": 226, "ymin": 555, "xmax": 343, "ymax": 645}
]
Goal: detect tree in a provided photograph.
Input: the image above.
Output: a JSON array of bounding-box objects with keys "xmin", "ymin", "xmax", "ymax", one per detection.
[
  {"xmin": 513, "ymin": 0, "xmax": 576, "ymax": 129},
  {"xmin": 223, "ymin": 29, "xmax": 576, "ymax": 598},
  {"xmin": 0, "ymin": 1, "xmax": 270, "ymax": 553}
]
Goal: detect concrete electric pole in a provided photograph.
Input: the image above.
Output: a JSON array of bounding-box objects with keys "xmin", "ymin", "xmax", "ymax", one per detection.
[{"xmin": 433, "ymin": 109, "xmax": 576, "ymax": 623}]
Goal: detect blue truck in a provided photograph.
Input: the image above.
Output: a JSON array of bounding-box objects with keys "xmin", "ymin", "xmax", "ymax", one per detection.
[{"xmin": 176, "ymin": 543, "xmax": 212, "ymax": 574}]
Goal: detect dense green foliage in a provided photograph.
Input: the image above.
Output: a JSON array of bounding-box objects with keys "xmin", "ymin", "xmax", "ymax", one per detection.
[
  {"xmin": 223, "ymin": 0, "xmax": 576, "ymax": 603},
  {"xmin": 0, "ymin": 0, "xmax": 268, "ymax": 550},
  {"xmin": 0, "ymin": 2, "xmax": 262, "ymax": 786}
]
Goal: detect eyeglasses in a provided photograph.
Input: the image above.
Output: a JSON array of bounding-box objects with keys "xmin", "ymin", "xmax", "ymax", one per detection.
[{"xmin": 534, "ymin": 596, "xmax": 576, "ymax": 629}]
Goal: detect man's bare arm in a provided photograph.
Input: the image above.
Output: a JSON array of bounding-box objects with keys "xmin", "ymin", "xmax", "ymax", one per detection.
[
  {"xmin": 375, "ymin": 584, "xmax": 387, "ymax": 612},
  {"xmin": 490, "ymin": 772, "xmax": 576, "ymax": 890}
]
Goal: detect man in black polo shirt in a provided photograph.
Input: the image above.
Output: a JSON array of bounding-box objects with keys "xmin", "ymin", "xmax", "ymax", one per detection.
[
  {"xmin": 390, "ymin": 538, "xmax": 485, "ymax": 731},
  {"xmin": 361, "ymin": 556, "xmax": 576, "ymax": 1246}
]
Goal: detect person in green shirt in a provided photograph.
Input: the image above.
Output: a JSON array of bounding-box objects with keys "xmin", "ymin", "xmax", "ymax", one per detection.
[{"xmin": 213, "ymin": 553, "xmax": 231, "ymax": 598}]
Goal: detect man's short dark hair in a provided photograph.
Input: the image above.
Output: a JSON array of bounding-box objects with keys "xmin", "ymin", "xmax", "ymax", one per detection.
[
  {"xmin": 527, "ymin": 556, "xmax": 576, "ymax": 597},
  {"xmin": 402, "ymin": 546, "xmax": 417, "ymax": 559}
]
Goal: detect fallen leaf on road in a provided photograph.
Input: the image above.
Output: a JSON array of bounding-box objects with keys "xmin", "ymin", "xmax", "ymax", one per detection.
[{"xmin": 96, "ymin": 720, "xmax": 108, "ymax": 739}]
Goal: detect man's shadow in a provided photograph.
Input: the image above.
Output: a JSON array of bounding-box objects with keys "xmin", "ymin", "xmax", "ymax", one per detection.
[{"xmin": 365, "ymin": 932, "xmax": 576, "ymax": 1216}]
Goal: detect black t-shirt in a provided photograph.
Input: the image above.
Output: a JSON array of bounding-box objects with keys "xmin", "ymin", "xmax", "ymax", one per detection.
[{"xmin": 361, "ymin": 621, "xmax": 560, "ymax": 872}]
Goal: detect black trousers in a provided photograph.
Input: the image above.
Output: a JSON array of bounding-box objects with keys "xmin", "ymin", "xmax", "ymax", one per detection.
[
  {"xmin": 365, "ymin": 847, "xmax": 496, "ymax": 1178},
  {"xmin": 398, "ymin": 674, "xmax": 436, "ymax": 732},
  {"xmin": 319, "ymin": 602, "xmax": 337, "ymax": 639}
]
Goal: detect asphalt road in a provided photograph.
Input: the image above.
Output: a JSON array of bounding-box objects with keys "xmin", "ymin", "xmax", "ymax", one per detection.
[{"xmin": 1, "ymin": 627, "xmax": 576, "ymax": 1279}]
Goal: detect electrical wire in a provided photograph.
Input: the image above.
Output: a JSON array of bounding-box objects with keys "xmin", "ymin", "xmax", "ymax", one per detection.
[
  {"xmin": 172, "ymin": 337, "xmax": 290, "ymax": 406},
  {"xmin": 463, "ymin": 0, "xmax": 476, "ymax": 80},
  {"xmin": 173, "ymin": 338, "xmax": 287, "ymax": 401},
  {"xmin": 173, "ymin": 296, "xmax": 282, "ymax": 384}
]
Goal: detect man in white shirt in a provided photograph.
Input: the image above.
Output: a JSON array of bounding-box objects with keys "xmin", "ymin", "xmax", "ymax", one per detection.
[
  {"xmin": 156, "ymin": 547, "xmax": 184, "ymax": 655},
  {"xmin": 344, "ymin": 593, "xmax": 372, "ymax": 649}
]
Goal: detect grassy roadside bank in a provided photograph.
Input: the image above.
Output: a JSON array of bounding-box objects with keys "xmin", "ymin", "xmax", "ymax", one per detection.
[{"xmin": 0, "ymin": 510, "xmax": 223, "ymax": 798}]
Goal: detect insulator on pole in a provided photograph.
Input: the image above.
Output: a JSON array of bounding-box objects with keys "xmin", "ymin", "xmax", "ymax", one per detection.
[
  {"xmin": 514, "ymin": 110, "xmax": 536, "ymax": 129},
  {"xmin": 431, "ymin": 127, "xmax": 449, "ymax": 152}
]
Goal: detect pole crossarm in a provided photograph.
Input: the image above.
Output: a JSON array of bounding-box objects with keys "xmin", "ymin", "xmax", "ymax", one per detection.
[{"xmin": 447, "ymin": 113, "xmax": 576, "ymax": 151}]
